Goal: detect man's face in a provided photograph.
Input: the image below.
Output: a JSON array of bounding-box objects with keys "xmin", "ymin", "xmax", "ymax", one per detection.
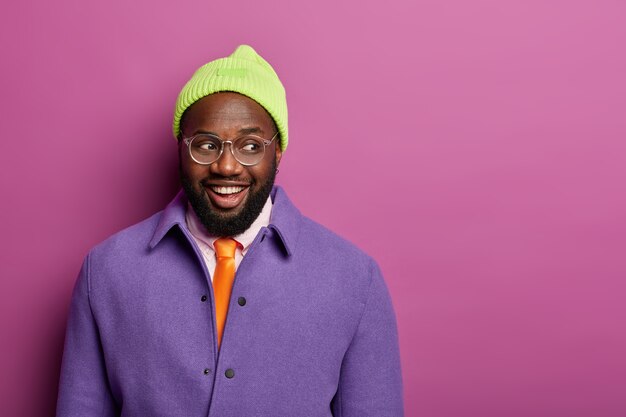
[{"xmin": 179, "ymin": 92, "xmax": 282, "ymax": 237}]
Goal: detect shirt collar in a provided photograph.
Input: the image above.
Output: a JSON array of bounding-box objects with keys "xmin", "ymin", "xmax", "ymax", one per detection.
[
  {"xmin": 149, "ymin": 186, "xmax": 300, "ymax": 256},
  {"xmin": 185, "ymin": 195, "xmax": 273, "ymax": 251}
]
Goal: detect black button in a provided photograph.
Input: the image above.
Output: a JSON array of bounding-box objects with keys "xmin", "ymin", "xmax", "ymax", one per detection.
[
  {"xmin": 201, "ymin": 295, "xmax": 207, "ymax": 302},
  {"xmin": 238, "ymin": 297, "xmax": 246, "ymax": 306},
  {"xmin": 203, "ymin": 368, "xmax": 211, "ymax": 375},
  {"xmin": 225, "ymin": 368, "xmax": 235, "ymax": 379}
]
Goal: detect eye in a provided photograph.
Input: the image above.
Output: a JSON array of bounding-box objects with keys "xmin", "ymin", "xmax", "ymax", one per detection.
[
  {"xmin": 237, "ymin": 137, "xmax": 264, "ymax": 154},
  {"xmin": 193, "ymin": 137, "xmax": 220, "ymax": 152},
  {"xmin": 241, "ymin": 142, "xmax": 259, "ymax": 152},
  {"xmin": 199, "ymin": 142, "xmax": 218, "ymax": 151}
]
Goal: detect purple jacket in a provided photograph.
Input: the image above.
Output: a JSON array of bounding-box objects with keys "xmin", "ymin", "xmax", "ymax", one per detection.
[{"xmin": 57, "ymin": 186, "xmax": 403, "ymax": 416}]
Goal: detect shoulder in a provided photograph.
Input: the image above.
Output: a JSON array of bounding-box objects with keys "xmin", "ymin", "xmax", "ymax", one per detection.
[
  {"xmin": 298, "ymin": 215, "xmax": 373, "ymax": 265},
  {"xmin": 271, "ymin": 186, "xmax": 380, "ymax": 286},
  {"xmin": 271, "ymin": 186, "xmax": 375, "ymax": 272},
  {"xmin": 73, "ymin": 210, "xmax": 171, "ymax": 298},
  {"xmin": 87, "ymin": 210, "xmax": 164, "ymax": 265},
  {"xmin": 293, "ymin": 214, "xmax": 382, "ymax": 295}
]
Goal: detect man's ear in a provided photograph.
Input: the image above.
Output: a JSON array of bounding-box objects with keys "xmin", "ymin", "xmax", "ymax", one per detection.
[
  {"xmin": 275, "ymin": 142, "xmax": 283, "ymax": 167},
  {"xmin": 177, "ymin": 134, "xmax": 185, "ymax": 165}
]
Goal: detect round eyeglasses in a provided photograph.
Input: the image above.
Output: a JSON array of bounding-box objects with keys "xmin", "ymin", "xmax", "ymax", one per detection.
[{"xmin": 182, "ymin": 131, "xmax": 278, "ymax": 166}]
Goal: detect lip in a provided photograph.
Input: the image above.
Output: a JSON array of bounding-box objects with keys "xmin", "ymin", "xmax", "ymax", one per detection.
[{"xmin": 204, "ymin": 183, "xmax": 250, "ymax": 210}]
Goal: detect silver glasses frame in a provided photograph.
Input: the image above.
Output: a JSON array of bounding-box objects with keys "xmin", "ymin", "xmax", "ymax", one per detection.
[{"xmin": 182, "ymin": 131, "xmax": 279, "ymax": 166}]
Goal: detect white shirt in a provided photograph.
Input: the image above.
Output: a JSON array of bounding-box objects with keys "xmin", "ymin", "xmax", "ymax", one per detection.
[{"xmin": 185, "ymin": 197, "xmax": 273, "ymax": 281}]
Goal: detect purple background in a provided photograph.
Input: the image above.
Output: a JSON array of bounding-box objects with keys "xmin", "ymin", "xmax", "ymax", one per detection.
[{"xmin": 1, "ymin": 0, "xmax": 625, "ymax": 415}]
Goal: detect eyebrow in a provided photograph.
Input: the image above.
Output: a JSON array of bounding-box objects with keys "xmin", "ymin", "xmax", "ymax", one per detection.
[
  {"xmin": 238, "ymin": 127, "xmax": 264, "ymax": 135},
  {"xmin": 191, "ymin": 127, "xmax": 265, "ymax": 136}
]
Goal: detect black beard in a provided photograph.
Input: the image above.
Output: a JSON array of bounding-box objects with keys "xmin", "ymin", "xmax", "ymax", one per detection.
[{"xmin": 180, "ymin": 159, "xmax": 277, "ymax": 237}]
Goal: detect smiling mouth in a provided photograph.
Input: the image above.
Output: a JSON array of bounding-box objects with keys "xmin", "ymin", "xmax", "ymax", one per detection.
[
  {"xmin": 204, "ymin": 184, "xmax": 250, "ymax": 210},
  {"xmin": 210, "ymin": 185, "xmax": 246, "ymax": 195}
]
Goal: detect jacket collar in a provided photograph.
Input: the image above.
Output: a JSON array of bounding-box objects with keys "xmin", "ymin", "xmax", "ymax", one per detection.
[
  {"xmin": 267, "ymin": 186, "xmax": 300, "ymax": 256},
  {"xmin": 149, "ymin": 186, "xmax": 300, "ymax": 256}
]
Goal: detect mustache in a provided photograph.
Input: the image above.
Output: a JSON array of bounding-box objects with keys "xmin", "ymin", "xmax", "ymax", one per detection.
[{"xmin": 200, "ymin": 175, "xmax": 253, "ymax": 185}]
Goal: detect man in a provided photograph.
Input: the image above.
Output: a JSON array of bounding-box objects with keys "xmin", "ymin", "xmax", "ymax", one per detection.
[{"xmin": 57, "ymin": 45, "xmax": 403, "ymax": 417}]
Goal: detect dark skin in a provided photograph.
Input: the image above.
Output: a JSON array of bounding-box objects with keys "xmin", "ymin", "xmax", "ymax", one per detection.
[{"xmin": 178, "ymin": 92, "xmax": 282, "ymax": 235}]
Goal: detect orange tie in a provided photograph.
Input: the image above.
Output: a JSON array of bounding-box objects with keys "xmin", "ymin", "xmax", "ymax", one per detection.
[{"xmin": 213, "ymin": 238, "xmax": 238, "ymax": 349}]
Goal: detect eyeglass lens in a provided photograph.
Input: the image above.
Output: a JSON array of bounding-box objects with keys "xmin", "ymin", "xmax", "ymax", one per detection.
[{"xmin": 190, "ymin": 135, "xmax": 266, "ymax": 165}]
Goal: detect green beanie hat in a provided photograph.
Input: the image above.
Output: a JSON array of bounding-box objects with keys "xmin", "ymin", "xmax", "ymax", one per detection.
[{"xmin": 172, "ymin": 45, "xmax": 288, "ymax": 151}]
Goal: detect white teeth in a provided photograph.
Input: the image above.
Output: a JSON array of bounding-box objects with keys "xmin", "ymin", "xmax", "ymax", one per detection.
[{"xmin": 211, "ymin": 186, "xmax": 245, "ymax": 195}]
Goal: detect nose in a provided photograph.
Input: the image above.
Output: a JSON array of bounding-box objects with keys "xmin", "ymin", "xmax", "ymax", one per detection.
[{"xmin": 209, "ymin": 142, "xmax": 244, "ymax": 177}]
